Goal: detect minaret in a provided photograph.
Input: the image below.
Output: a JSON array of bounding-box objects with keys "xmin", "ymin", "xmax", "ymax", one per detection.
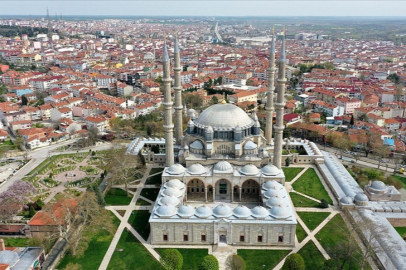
[
  {"xmin": 273, "ymin": 27, "xmax": 287, "ymax": 169},
  {"xmin": 162, "ymin": 36, "xmax": 175, "ymax": 166},
  {"xmin": 265, "ymin": 27, "xmax": 276, "ymax": 145},
  {"xmin": 173, "ymin": 32, "xmax": 183, "ymax": 145}
]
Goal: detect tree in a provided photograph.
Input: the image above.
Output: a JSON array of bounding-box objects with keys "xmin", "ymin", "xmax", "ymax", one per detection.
[
  {"xmin": 396, "ymin": 84, "xmax": 403, "ymax": 102},
  {"xmin": 160, "ymin": 249, "xmax": 183, "ymax": 270},
  {"xmin": 374, "ymin": 144, "xmax": 391, "ymax": 169},
  {"xmin": 14, "ymin": 135, "xmax": 25, "ymax": 151},
  {"xmin": 226, "ymin": 254, "xmax": 246, "ymax": 270},
  {"xmin": 349, "ymin": 114, "xmax": 354, "ymax": 127},
  {"xmin": 282, "ymin": 253, "xmax": 305, "ymax": 270},
  {"xmin": 387, "ymin": 73, "xmax": 401, "ymax": 84},
  {"xmin": 323, "ymin": 259, "xmax": 336, "ymax": 270},
  {"xmin": 199, "ymin": 255, "xmax": 219, "ymax": 270},
  {"xmin": 21, "ymin": 95, "xmax": 28, "ymax": 105},
  {"xmin": 319, "ymin": 198, "xmax": 329, "ymax": 208},
  {"xmin": 211, "ymin": 95, "xmax": 219, "ymax": 105}
]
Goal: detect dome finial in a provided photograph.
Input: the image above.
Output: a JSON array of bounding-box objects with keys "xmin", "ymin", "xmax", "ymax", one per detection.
[{"xmin": 221, "ymin": 92, "xmax": 227, "ymax": 104}]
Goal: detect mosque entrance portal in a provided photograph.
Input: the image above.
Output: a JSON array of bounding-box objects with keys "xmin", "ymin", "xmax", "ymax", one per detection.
[{"xmin": 219, "ymin": 231, "xmax": 227, "ymax": 244}]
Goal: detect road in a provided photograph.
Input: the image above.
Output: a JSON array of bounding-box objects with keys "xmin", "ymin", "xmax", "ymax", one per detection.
[{"xmin": 0, "ymin": 140, "xmax": 113, "ymax": 193}]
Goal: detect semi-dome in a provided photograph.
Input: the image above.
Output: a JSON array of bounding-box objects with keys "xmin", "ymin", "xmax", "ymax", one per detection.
[
  {"xmin": 261, "ymin": 164, "xmax": 282, "ymax": 176},
  {"xmin": 156, "ymin": 204, "xmax": 177, "ymax": 217},
  {"xmin": 190, "ymin": 140, "xmax": 204, "ymax": 150},
  {"xmin": 213, "ymin": 204, "xmax": 233, "ymax": 218},
  {"xmin": 187, "ymin": 163, "xmax": 206, "ymax": 175},
  {"xmin": 340, "ymin": 196, "xmax": 353, "ymax": 205},
  {"xmin": 166, "ymin": 164, "xmax": 186, "ymax": 175},
  {"xmin": 266, "ymin": 197, "xmax": 285, "ymax": 207},
  {"xmin": 195, "ymin": 205, "xmax": 213, "ymax": 218},
  {"xmin": 164, "ymin": 179, "xmax": 185, "ymax": 190},
  {"xmin": 193, "ymin": 103, "xmax": 255, "ymax": 130},
  {"xmin": 244, "ymin": 141, "xmax": 257, "ymax": 150},
  {"xmin": 233, "ymin": 205, "xmax": 252, "ymax": 218},
  {"xmin": 213, "ymin": 161, "xmax": 233, "ymax": 173},
  {"xmin": 239, "ymin": 164, "xmax": 259, "ymax": 176},
  {"xmin": 158, "ymin": 196, "xmax": 180, "ymax": 206},
  {"xmin": 262, "ymin": 180, "xmax": 283, "ymax": 190},
  {"xmin": 270, "ymin": 206, "xmax": 291, "ymax": 219},
  {"xmin": 177, "ymin": 205, "xmax": 195, "ymax": 218},
  {"xmin": 163, "ymin": 187, "xmax": 183, "ymax": 197},
  {"xmin": 370, "ymin": 180, "xmax": 387, "ymax": 191},
  {"xmin": 251, "ymin": 206, "xmax": 269, "ymax": 219}
]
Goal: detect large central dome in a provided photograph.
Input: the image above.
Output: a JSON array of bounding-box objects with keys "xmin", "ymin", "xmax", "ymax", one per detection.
[{"xmin": 194, "ymin": 103, "xmax": 255, "ymax": 130}]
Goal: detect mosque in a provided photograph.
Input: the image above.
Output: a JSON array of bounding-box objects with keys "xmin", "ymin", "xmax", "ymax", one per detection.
[{"xmin": 148, "ymin": 30, "xmax": 304, "ymax": 247}]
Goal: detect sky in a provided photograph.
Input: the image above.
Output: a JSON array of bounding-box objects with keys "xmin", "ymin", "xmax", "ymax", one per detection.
[{"xmin": 1, "ymin": 1, "xmax": 406, "ymax": 17}]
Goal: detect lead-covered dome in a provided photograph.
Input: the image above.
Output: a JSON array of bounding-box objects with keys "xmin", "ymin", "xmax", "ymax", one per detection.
[
  {"xmin": 164, "ymin": 179, "xmax": 185, "ymax": 190},
  {"xmin": 263, "ymin": 188, "xmax": 286, "ymax": 199},
  {"xmin": 163, "ymin": 187, "xmax": 183, "ymax": 197},
  {"xmin": 233, "ymin": 205, "xmax": 252, "ymax": 218},
  {"xmin": 370, "ymin": 180, "xmax": 387, "ymax": 191},
  {"xmin": 156, "ymin": 204, "xmax": 177, "ymax": 217},
  {"xmin": 177, "ymin": 205, "xmax": 195, "ymax": 218},
  {"xmin": 251, "ymin": 206, "xmax": 269, "ymax": 219},
  {"xmin": 262, "ymin": 180, "xmax": 283, "ymax": 191},
  {"xmin": 213, "ymin": 204, "xmax": 233, "ymax": 218},
  {"xmin": 239, "ymin": 164, "xmax": 259, "ymax": 176},
  {"xmin": 270, "ymin": 206, "xmax": 291, "ymax": 219},
  {"xmin": 158, "ymin": 196, "xmax": 180, "ymax": 206},
  {"xmin": 213, "ymin": 161, "xmax": 233, "ymax": 173},
  {"xmin": 261, "ymin": 164, "xmax": 282, "ymax": 176},
  {"xmin": 166, "ymin": 164, "xmax": 186, "ymax": 175},
  {"xmin": 266, "ymin": 197, "xmax": 285, "ymax": 207},
  {"xmin": 194, "ymin": 103, "xmax": 255, "ymax": 130},
  {"xmin": 187, "ymin": 163, "xmax": 206, "ymax": 175},
  {"xmin": 195, "ymin": 205, "xmax": 213, "ymax": 218}
]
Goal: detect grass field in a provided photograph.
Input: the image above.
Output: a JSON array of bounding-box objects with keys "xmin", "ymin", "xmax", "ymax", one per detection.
[
  {"xmin": 395, "ymin": 227, "xmax": 406, "ymax": 238},
  {"xmin": 238, "ymin": 249, "xmax": 289, "ymax": 270},
  {"xmin": 297, "ymin": 212, "xmax": 331, "ymax": 231},
  {"xmin": 104, "ymin": 188, "xmax": 133, "ymax": 205},
  {"xmin": 140, "ymin": 188, "xmax": 160, "ymax": 201},
  {"xmin": 296, "ymin": 222, "xmax": 307, "ymax": 243},
  {"xmin": 128, "ymin": 210, "xmax": 151, "ymax": 241},
  {"xmin": 145, "ymin": 173, "xmax": 162, "ymax": 185},
  {"xmin": 108, "ymin": 230, "xmax": 163, "ymax": 270},
  {"xmin": 290, "ymin": 192, "xmax": 320, "ymax": 208},
  {"xmin": 298, "ymin": 240, "xmax": 325, "ymax": 269},
  {"xmin": 150, "ymin": 168, "xmax": 164, "ymax": 175},
  {"xmin": 292, "ymin": 168, "xmax": 333, "ymax": 205},
  {"xmin": 136, "ymin": 198, "xmax": 151, "ymax": 205},
  {"xmin": 282, "ymin": 167, "xmax": 304, "ymax": 182},
  {"xmin": 156, "ymin": 248, "xmax": 209, "ymax": 270},
  {"xmin": 392, "ymin": 175, "xmax": 406, "ymax": 189}
]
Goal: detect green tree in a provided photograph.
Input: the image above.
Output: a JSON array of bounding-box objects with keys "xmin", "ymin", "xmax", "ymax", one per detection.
[
  {"xmin": 199, "ymin": 255, "xmax": 219, "ymax": 270},
  {"xmin": 211, "ymin": 95, "xmax": 219, "ymax": 105},
  {"xmin": 28, "ymin": 205, "xmax": 36, "ymax": 217},
  {"xmin": 349, "ymin": 114, "xmax": 354, "ymax": 127},
  {"xmin": 387, "ymin": 73, "xmax": 401, "ymax": 84},
  {"xmin": 21, "ymin": 95, "xmax": 28, "ymax": 106},
  {"xmin": 319, "ymin": 198, "xmax": 329, "ymax": 208},
  {"xmin": 226, "ymin": 254, "xmax": 246, "ymax": 270},
  {"xmin": 323, "ymin": 259, "xmax": 335, "ymax": 270},
  {"xmin": 160, "ymin": 249, "xmax": 183, "ymax": 270},
  {"xmin": 282, "ymin": 253, "xmax": 305, "ymax": 270}
]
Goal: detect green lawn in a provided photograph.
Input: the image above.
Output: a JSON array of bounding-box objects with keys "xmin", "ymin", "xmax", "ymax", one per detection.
[
  {"xmin": 128, "ymin": 210, "xmax": 151, "ymax": 241},
  {"xmin": 292, "ymin": 168, "xmax": 333, "ymax": 205},
  {"xmin": 105, "ymin": 188, "xmax": 133, "ymax": 205},
  {"xmin": 395, "ymin": 227, "xmax": 406, "ymax": 239},
  {"xmin": 150, "ymin": 168, "xmax": 164, "ymax": 175},
  {"xmin": 156, "ymin": 248, "xmax": 208, "ymax": 270},
  {"xmin": 107, "ymin": 229, "xmax": 163, "ymax": 270},
  {"xmin": 58, "ymin": 212, "xmax": 120, "ymax": 270},
  {"xmin": 316, "ymin": 214, "xmax": 366, "ymax": 270},
  {"xmin": 282, "ymin": 167, "xmax": 304, "ymax": 182},
  {"xmin": 290, "ymin": 192, "xmax": 320, "ymax": 208},
  {"xmin": 145, "ymin": 173, "xmax": 162, "ymax": 185},
  {"xmin": 392, "ymin": 175, "xmax": 406, "ymax": 189},
  {"xmin": 297, "ymin": 212, "xmax": 331, "ymax": 231},
  {"xmin": 296, "ymin": 222, "xmax": 307, "ymax": 243},
  {"xmin": 298, "ymin": 240, "xmax": 325, "ymax": 269},
  {"xmin": 140, "ymin": 188, "xmax": 160, "ymax": 201},
  {"xmin": 136, "ymin": 198, "xmax": 151, "ymax": 205},
  {"xmin": 238, "ymin": 249, "xmax": 290, "ymax": 270}
]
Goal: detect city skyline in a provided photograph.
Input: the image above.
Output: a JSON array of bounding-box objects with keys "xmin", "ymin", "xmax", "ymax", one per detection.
[{"xmin": 1, "ymin": 1, "xmax": 406, "ymax": 17}]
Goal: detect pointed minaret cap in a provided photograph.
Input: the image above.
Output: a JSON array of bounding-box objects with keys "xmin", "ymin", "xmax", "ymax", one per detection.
[
  {"xmin": 270, "ymin": 26, "xmax": 275, "ymax": 54},
  {"xmin": 280, "ymin": 26, "xmax": 286, "ymax": 62},
  {"xmin": 174, "ymin": 31, "xmax": 180, "ymax": 53},
  {"xmin": 221, "ymin": 92, "xmax": 227, "ymax": 104},
  {"xmin": 163, "ymin": 36, "xmax": 169, "ymax": 62}
]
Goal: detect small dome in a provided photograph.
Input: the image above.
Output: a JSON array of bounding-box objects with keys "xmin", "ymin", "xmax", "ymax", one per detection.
[
  {"xmin": 370, "ymin": 180, "xmax": 387, "ymax": 190},
  {"xmin": 244, "ymin": 141, "xmax": 257, "ymax": 150},
  {"xmin": 195, "ymin": 205, "xmax": 213, "ymax": 218},
  {"xmin": 213, "ymin": 161, "xmax": 233, "ymax": 173},
  {"xmin": 213, "ymin": 204, "xmax": 233, "ymax": 218},
  {"xmin": 270, "ymin": 206, "xmax": 291, "ymax": 219},
  {"xmin": 261, "ymin": 164, "xmax": 282, "ymax": 176},
  {"xmin": 187, "ymin": 163, "xmax": 206, "ymax": 175},
  {"xmin": 266, "ymin": 197, "xmax": 285, "ymax": 207},
  {"xmin": 340, "ymin": 196, "xmax": 353, "ymax": 205},
  {"xmin": 158, "ymin": 196, "xmax": 180, "ymax": 206},
  {"xmin": 354, "ymin": 193, "xmax": 369, "ymax": 206},
  {"xmin": 239, "ymin": 164, "xmax": 259, "ymax": 176},
  {"xmin": 163, "ymin": 187, "xmax": 183, "ymax": 197},
  {"xmin": 263, "ymin": 188, "xmax": 284, "ymax": 199},
  {"xmin": 233, "ymin": 205, "xmax": 252, "ymax": 218},
  {"xmin": 166, "ymin": 164, "xmax": 186, "ymax": 175},
  {"xmin": 164, "ymin": 179, "xmax": 185, "ymax": 190},
  {"xmin": 177, "ymin": 205, "xmax": 195, "ymax": 218},
  {"xmin": 262, "ymin": 180, "xmax": 283, "ymax": 190},
  {"xmin": 190, "ymin": 140, "xmax": 204, "ymax": 150},
  {"xmin": 156, "ymin": 204, "xmax": 177, "ymax": 217},
  {"xmin": 251, "ymin": 206, "xmax": 269, "ymax": 219}
]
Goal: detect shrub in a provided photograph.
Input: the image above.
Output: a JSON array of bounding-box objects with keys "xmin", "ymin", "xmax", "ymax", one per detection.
[
  {"xmin": 319, "ymin": 198, "xmax": 329, "ymax": 208},
  {"xmin": 226, "ymin": 254, "xmax": 246, "ymax": 270},
  {"xmin": 160, "ymin": 249, "xmax": 183, "ymax": 270},
  {"xmin": 199, "ymin": 255, "xmax": 219, "ymax": 270},
  {"xmin": 323, "ymin": 259, "xmax": 336, "ymax": 270},
  {"xmin": 282, "ymin": 253, "xmax": 305, "ymax": 270}
]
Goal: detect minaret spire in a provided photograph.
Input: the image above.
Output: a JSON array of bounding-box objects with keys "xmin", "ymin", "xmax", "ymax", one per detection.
[
  {"xmin": 174, "ymin": 31, "xmax": 183, "ymax": 145},
  {"xmin": 265, "ymin": 26, "xmax": 276, "ymax": 145},
  {"xmin": 162, "ymin": 34, "xmax": 175, "ymax": 166},
  {"xmin": 273, "ymin": 26, "xmax": 287, "ymax": 169}
]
